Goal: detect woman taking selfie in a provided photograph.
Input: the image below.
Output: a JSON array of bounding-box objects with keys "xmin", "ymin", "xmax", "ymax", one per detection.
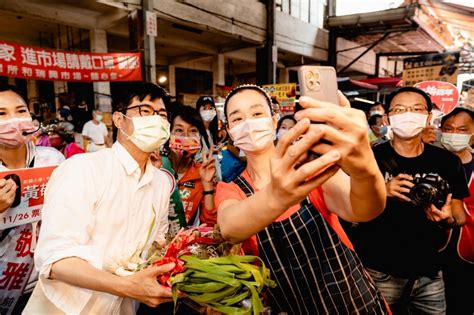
[{"xmin": 215, "ymin": 85, "xmax": 389, "ymax": 314}]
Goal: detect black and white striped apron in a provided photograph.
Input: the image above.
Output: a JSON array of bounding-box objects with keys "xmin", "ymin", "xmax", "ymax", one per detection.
[{"xmin": 233, "ymin": 175, "xmax": 388, "ymax": 315}]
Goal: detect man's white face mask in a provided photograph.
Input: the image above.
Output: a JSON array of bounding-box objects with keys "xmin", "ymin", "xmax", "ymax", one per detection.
[{"xmin": 389, "ymin": 113, "xmax": 428, "ymax": 139}]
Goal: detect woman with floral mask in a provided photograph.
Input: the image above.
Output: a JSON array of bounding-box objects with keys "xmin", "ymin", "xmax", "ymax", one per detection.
[
  {"xmin": 159, "ymin": 103, "xmax": 217, "ymax": 237},
  {"xmin": 0, "ymin": 84, "xmax": 64, "ymax": 314},
  {"xmin": 215, "ymin": 84, "xmax": 388, "ymax": 314}
]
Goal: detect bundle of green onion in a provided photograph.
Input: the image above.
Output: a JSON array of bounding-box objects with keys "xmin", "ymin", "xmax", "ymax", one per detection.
[{"xmin": 171, "ymin": 255, "xmax": 276, "ymax": 314}]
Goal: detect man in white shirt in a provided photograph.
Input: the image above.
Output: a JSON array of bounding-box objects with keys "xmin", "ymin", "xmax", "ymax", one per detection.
[
  {"xmin": 24, "ymin": 83, "xmax": 176, "ymax": 314},
  {"xmin": 82, "ymin": 110, "xmax": 111, "ymax": 152}
]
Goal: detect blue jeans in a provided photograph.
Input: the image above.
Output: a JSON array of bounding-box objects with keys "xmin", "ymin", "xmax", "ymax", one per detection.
[{"xmin": 367, "ymin": 268, "xmax": 446, "ymax": 315}]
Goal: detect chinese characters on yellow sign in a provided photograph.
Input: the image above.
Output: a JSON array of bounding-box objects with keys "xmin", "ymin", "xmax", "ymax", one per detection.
[
  {"xmin": 262, "ymin": 83, "xmax": 297, "ymax": 113},
  {"xmin": 402, "ymin": 52, "xmax": 460, "ymax": 86}
]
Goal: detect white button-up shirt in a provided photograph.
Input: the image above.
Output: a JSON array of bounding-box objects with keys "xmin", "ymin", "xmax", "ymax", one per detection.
[{"xmin": 25, "ymin": 142, "xmax": 172, "ymax": 315}]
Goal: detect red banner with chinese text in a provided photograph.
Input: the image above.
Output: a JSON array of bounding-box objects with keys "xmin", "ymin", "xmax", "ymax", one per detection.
[{"xmin": 0, "ymin": 40, "xmax": 142, "ymax": 82}]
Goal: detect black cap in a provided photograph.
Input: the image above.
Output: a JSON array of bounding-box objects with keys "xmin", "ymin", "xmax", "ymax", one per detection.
[
  {"xmin": 385, "ymin": 86, "xmax": 433, "ymax": 113},
  {"xmin": 196, "ymin": 96, "xmax": 215, "ymax": 110}
]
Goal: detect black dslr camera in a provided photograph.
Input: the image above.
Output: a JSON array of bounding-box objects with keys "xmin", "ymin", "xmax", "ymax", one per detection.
[{"xmin": 409, "ymin": 173, "xmax": 449, "ymax": 209}]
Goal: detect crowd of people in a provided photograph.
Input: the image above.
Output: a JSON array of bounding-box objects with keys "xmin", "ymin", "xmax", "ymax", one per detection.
[{"xmin": 0, "ymin": 80, "xmax": 472, "ymax": 315}]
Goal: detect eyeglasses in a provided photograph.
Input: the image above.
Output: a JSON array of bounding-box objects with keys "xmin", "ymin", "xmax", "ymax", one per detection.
[
  {"xmin": 389, "ymin": 105, "xmax": 428, "ymax": 115},
  {"xmin": 126, "ymin": 104, "xmax": 168, "ymax": 119}
]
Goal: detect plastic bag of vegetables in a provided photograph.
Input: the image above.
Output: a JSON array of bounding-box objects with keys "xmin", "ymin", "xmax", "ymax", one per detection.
[{"xmin": 153, "ymin": 225, "xmax": 276, "ymax": 315}]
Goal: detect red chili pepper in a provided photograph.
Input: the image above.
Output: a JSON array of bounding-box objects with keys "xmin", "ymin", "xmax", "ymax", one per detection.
[
  {"xmin": 154, "ymin": 225, "xmax": 219, "ymax": 286},
  {"xmin": 194, "ymin": 237, "xmax": 219, "ymax": 245},
  {"xmin": 154, "ymin": 256, "xmax": 186, "ymax": 286}
]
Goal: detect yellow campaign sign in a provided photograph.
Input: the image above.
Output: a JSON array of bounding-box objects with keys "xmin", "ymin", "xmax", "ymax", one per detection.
[{"xmin": 262, "ymin": 83, "xmax": 297, "ymax": 113}]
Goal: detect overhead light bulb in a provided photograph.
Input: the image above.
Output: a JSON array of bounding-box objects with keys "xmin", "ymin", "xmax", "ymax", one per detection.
[{"xmin": 158, "ymin": 76, "xmax": 167, "ymax": 83}]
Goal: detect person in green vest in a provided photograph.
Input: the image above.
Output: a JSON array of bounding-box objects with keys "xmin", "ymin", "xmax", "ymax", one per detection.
[{"xmin": 152, "ymin": 103, "xmax": 217, "ymax": 239}]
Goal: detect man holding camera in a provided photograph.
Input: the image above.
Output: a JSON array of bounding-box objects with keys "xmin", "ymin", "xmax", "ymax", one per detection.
[{"xmin": 348, "ymin": 87, "xmax": 468, "ymax": 314}]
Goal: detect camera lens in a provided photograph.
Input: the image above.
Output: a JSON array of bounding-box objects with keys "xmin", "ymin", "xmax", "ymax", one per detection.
[{"xmin": 410, "ymin": 183, "xmax": 435, "ymax": 207}]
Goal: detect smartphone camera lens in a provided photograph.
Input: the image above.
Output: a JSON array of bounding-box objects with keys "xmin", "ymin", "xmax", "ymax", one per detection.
[{"xmin": 305, "ymin": 71, "xmax": 320, "ymax": 91}]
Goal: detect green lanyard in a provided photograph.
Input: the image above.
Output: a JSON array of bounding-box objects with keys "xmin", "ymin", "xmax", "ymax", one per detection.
[{"xmin": 161, "ymin": 155, "xmax": 187, "ymax": 229}]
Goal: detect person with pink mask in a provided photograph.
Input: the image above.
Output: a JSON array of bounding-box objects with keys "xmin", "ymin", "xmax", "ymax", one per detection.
[{"xmin": 0, "ymin": 84, "xmax": 64, "ymax": 314}]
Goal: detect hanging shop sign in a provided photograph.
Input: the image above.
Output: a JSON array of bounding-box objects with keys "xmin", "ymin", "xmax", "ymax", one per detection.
[
  {"xmin": 402, "ymin": 51, "xmax": 460, "ymax": 86},
  {"xmin": 0, "ymin": 40, "xmax": 142, "ymax": 82}
]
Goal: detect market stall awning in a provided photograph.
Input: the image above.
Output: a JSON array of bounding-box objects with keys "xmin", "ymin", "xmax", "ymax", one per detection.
[
  {"xmin": 359, "ymin": 77, "xmax": 402, "ymax": 87},
  {"xmin": 327, "ymin": 4, "xmax": 453, "ymax": 54},
  {"xmin": 337, "ymin": 77, "xmax": 379, "ymax": 91}
]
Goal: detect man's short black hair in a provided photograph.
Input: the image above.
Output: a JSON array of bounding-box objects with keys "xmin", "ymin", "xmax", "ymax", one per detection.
[
  {"xmin": 368, "ymin": 114, "xmax": 383, "ymax": 127},
  {"xmin": 384, "ymin": 87, "xmax": 433, "ymax": 113},
  {"xmin": 369, "ymin": 102, "xmax": 384, "ymax": 111},
  {"xmin": 113, "ymin": 82, "xmax": 170, "ymax": 114},
  {"xmin": 441, "ymin": 107, "xmax": 474, "ymax": 127}
]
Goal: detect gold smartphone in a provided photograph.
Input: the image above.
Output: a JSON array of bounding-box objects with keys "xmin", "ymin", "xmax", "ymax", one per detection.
[
  {"xmin": 296, "ymin": 66, "xmax": 339, "ymax": 164},
  {"xmin": 297, "ymin": 66, "xmax": 339, "ymax": 105}
]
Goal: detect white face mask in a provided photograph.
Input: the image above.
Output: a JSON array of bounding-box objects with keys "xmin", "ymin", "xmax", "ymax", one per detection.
[
  {"xmin": 200, "ymin": 109, "xmax": 217, "ymax": 122},
  {"xmin": 441, "ymin": 132, "xmax": 471, "ymax": 152},
  {"xmin": 389, "ymin": 112, "xmax": 428, "ymax": 139},
  {"xmin": 370, "ymin": 110, "xmax": 384, "ymax": 117},
  {"xmin": 277, "ymin": 128, "xmax": 288, "ymax": 140},
  {"xmin": 229, "ymin": 117, "xmax": 274, "ymax": 153},
  {"xmin": 120, "ymin": 114, "xmax": 170, "ymax": 153}
]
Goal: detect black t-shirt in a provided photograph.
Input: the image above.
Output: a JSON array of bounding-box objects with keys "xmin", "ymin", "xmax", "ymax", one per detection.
[{"xmin": 349, "ymin": 142, "xmax": 469, "ymax": 278}]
